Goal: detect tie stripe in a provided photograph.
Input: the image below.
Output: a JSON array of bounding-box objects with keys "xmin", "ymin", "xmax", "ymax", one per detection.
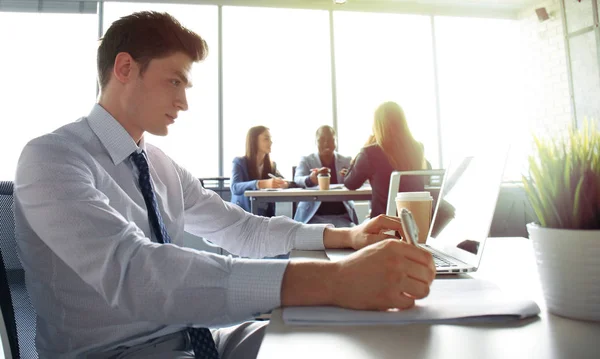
[{"xmin": 130, "ymin": 150, "xmax": 219, "ymax": 358}]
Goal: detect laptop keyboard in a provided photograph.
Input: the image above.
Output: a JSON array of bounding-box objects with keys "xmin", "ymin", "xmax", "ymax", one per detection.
[{"xmin": 431, "ymin": 252, "xmax": 458, "ymax": 267}]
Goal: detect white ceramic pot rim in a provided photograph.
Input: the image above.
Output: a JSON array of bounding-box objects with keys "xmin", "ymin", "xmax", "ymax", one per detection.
[{"xmin": 527, "ymin": 222, "xmax": 600, "ymax": 234}]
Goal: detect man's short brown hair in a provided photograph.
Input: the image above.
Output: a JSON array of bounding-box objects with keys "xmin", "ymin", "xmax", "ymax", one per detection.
[{"xmin": 97, "ymin": 11, "xmax": 208, "ymax": 91}]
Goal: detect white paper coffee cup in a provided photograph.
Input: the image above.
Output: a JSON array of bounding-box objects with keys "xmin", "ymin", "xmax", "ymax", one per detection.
[
  {"xmin": 395, "ymin": 192, "xmax": 433, "ymax": 244},
  {"xmin": 317, "ymin": 174, "xmax": 330, "ymax": 190}
]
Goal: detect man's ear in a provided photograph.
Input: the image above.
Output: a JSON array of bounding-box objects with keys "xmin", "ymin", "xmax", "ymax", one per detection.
[{"xmin": 112, "ymin": 52, "xmax": 137, "ymax": 84}]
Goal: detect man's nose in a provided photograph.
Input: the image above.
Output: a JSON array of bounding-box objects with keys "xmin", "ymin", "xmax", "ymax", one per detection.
[{"xmin": 175, "ymin": 90, "xmax": 188, "ymax": 111}]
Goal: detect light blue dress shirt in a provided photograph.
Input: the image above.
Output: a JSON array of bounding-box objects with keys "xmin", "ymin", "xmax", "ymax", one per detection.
[{"xmin": 13, "ymin": 104, "xmax": 328, "ymax": 358}]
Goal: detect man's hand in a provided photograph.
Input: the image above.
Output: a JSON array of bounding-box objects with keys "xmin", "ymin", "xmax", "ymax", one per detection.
[
  {"xmin": 281, "ymin": 216, "xmax": 435, "ymax": 311},
  {"xmin": 309, "ymin": 167, "xmax": 330, "ymax": 186},
  {"xmin": 322, "ymin": 214, "xmax": 404, "ymax": 250},
  {"xmin": 331, "ymin": 239, "xmax": 435, "ymax": 310},
  {"xmin": 348, "ymin": 214, "xmax": 403, "ymax": 250},
  {"xmin": 281, "ymin": 239, "xmax": 435, "ymax": 311}
]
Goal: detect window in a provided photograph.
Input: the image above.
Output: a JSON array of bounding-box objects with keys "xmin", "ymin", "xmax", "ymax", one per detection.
[
  {"xmin": 569, "ymin": 31, "xmax": 600, "ymax": 126},
  {"xmin": 103, "ymin": 2, "xmax": 219, "ymax": 177},
  {"xmin": 564, "ymin": 0, "xmax": 595, "ymax": 34},
  {"xmin": 434, "ymin": 17, "xmax": 522, "ymax": 179},
  {"xmin": 0, "ymin": 12, "xmax": 97, "ymax": 180},
  {"xmin": 334, "ymin": 11, "xmax": 439, "ymax": 167},
  {"xmin": 222, "ymin": 6, "xmax": 333, "ymax": 179}
]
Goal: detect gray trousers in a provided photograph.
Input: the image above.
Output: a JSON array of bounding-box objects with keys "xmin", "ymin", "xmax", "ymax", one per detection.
[{"xmin": 96, "ymin": 321, "xmax": 268, "ymax": 359}]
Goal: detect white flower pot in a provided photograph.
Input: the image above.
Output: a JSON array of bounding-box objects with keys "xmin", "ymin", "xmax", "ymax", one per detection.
[{"xmin": 527, "ymin": 223, "xmax": 600, "ymax": 321}]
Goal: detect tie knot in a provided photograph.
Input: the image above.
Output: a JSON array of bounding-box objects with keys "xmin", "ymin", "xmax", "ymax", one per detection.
[{"xmin": 130, "ymin": 150, "xmax": 149, "ymax": 173}]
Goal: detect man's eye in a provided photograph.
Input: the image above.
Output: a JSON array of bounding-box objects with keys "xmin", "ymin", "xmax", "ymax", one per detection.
[{"xmin": 171, "ymin": 79, "xmax": 181, "ymax": 86}]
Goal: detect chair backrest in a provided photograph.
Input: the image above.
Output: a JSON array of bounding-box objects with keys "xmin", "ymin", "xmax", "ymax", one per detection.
[
  {"xmin": 291, "ymin": 167, "xmax": 298, "ymax": 217},
  {"xmin": 199, "ymin": 177, "xmax": 231, "ymax": 202},
  {"xmin": 0, "ymin": 181, "xmax": 38, "ymax": 358}
]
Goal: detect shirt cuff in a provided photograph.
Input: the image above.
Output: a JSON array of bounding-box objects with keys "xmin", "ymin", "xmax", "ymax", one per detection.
[
  {"xmin": 228, "ymin": 259, "xmax": 289, "ymax": 317},
  {"xmin": 293, "ymin": 224, "xmax": 331, "ymax": 250}
]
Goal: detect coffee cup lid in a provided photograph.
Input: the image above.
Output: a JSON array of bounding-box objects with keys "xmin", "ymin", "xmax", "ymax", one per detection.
[
  {"xmin": 318, "ymin": 173, "xmax": 330, "ymax": 177},
  {"xmin": 395, "ymin": 191, "xmax": 432, "ymax": 201}
]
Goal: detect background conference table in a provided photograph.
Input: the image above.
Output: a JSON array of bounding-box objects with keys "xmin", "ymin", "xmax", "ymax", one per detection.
[
  {"xmin": 257, "ymin": 237, "xmax": 600, "ymax": 359},
  {"xmin": 244, "ymin": 186, "xmax": 372, "ymax": 215}
]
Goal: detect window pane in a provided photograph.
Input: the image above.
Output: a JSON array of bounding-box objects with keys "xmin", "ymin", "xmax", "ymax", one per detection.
[
  {"xmin": 334, "ymin": 12, "xmax": 439, "ymax": 167},
  {"xmin": 103, "ymin": 3, "xmax": 219, "ymax": 177},
  {"xmin": 569, "ymin": 31, "xmax": 600, "ymax": 126},
  {"xmin": 564, "ymin": 0, "xmax": 594, "ymax": 34},
  {"xmin": 435, "ymin": 17, "xmax": 522, "ymax": 179},
  {"xmin": 222, "ymin": 7, "xmax": 332, "ymax": 179},
  {"xmin": 0, "ymin": 12, "xmax": 97, "ymax": 180}
]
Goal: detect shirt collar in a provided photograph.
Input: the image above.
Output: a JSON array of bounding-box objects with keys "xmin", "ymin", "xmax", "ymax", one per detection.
[
  {"xmin": 87, "ymin": 104, "xmax": 146, "ymax": 165},
  {"xmin": 315, "ymin": 152, "xmax": 338, "ymax": 161}
]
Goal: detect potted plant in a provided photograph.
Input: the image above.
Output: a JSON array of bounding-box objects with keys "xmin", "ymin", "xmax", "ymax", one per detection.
[{"xmin": 523, "ymin": 119, "xmax": 600, "ymax": 321}]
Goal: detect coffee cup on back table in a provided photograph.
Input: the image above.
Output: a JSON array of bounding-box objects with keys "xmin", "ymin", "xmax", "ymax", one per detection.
[
  {"xmin": 317, "ymin": 173, "xmax": 331, "ymax": 190},
  {"xmin": 395, "ymin": 191, "xmax": 433, "ymax": 244}
]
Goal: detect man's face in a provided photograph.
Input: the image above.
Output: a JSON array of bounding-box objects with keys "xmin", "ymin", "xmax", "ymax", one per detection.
[
  {"xmin": 124, "ymin": 51, "xmax": 193, "ymax": 137},
  {"xmin": 317, "ymin": 128, "xmax": 336, "ymax": 157}
]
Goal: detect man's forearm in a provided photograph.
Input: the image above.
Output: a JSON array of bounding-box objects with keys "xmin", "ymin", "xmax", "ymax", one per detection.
[
  {"xmin": 280, "ymin": 261, "xmax": 338, "ymax": 306},
  {"xmin": 279, "ymin": 228, "xmax": 352, "ymax": 307},
  {"xmin": 322, "ymin": 227, "xmax": 353, "ymax": 249}
]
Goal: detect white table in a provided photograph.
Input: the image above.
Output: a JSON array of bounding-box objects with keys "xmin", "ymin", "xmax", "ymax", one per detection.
[
  {"xmin": 244, "ymin": 186, "xmax": 372, "ymax": 215},
  {"xmin": 257, "ymin": 238, "xmax": 600, "ymax": 359}
]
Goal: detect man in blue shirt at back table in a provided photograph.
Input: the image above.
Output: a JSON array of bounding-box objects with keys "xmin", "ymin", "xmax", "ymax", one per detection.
[
  {"xmin": 294, "ymin": 125, "xmax": 358, "ymax": 227},
  {"xmin": 13, "ymin": 11, "xmax": 435, "ymax": 359}
]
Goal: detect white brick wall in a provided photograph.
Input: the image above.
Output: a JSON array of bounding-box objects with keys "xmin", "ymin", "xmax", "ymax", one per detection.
[
  {"xmin": 518, "ymin": 1, "xmax": 573, "ymax": 139},
  {"xmin": 500, "ymin": 1, "xmax": 573, "ymax": 179}
]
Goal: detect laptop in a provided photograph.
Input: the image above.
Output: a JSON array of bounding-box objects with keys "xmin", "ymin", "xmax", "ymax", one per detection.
[{"xmin": 325, "ymin": 149, "xmax": 508, "ymax": 274}]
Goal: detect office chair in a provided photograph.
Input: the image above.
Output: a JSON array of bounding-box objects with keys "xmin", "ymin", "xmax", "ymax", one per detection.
[
  {"xmin": 291, "ymin": 166, "xmax": 298, "ymax": 217},
  {"xmin": 0, "ymin": 181, "xmax": 38, "ymax": 358}
]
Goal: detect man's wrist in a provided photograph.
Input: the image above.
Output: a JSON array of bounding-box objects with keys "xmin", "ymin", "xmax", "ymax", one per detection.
[
  {"xmin": 323, "ymin": 227, "xmax": 353, "ymax": 249},
  {"xmin": 305, "ymin": 176, "xmax": 313, "ymax": 187},
  {"xmin": 281, "ymin": 261, "xmax": 339, "ymax": 307}
]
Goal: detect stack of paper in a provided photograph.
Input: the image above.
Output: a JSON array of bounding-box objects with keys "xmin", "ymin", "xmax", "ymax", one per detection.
[{"xmin": 283, "ymin": 279, "xmax": 540, "ymax": 326}]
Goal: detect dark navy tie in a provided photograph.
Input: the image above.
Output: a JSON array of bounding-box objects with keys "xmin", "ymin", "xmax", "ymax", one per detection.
[
  {"xmin": 130, "ymin": 150, "xmax": 171, "ymax": 244},
  {"xmin": 130, "ymin": 150, "xmax": 220, "ymax": 359}
]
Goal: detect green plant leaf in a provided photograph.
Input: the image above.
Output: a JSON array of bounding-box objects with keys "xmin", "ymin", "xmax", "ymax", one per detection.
[
  {"xmin": 522, "ymin": 118, "xmax": 600, "ymax": 230},
  {"xmin": 573, "ymin": 176, "xmax": 584, "ymax": 229},
  {"xmin": 523, "ymin": 175, "xmax": 547, "ymax": 227}
]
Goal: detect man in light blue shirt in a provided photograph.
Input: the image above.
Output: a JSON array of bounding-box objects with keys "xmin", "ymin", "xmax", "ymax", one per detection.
[
  {"xmin": 294, "ymin": 125, "xmax": 358, "ymax": 227},
  {"xmin": 14, "ymin": 11, "xmax": 435, "ymax": 359}
]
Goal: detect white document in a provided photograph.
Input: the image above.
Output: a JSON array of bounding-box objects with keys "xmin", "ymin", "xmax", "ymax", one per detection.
[
  {"xmin": 306, "ymin": 184, "xmax": 346, "ymax": 190},
  {"xmin": 325, "ymin": 248, "xmax": 355, "ymax": 262},
  {"xmin": 283, "ymin": 279, "xmax": 540, "ymax": 326}
]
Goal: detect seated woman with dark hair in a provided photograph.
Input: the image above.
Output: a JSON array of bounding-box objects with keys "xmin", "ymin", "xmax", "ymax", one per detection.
[
  {"xmin": 230, "ymin": 126, "xmax": 288, "ymax": 217},
  {"xmin": 344, "ymin": 101, "xmax": 430, "ymax": 218}
]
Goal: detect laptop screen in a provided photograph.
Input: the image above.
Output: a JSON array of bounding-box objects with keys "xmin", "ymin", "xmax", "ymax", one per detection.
[{"xmin": 427, "ymin": 151, "xmax": 508, "ymax": 267}]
